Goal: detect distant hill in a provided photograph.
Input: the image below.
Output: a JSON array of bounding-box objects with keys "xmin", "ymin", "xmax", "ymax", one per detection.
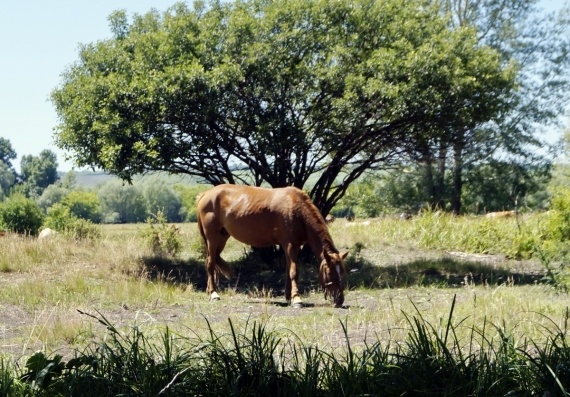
[{"xmin": 59, "ymin": 171, "xmax": 202, "ymax": 189}]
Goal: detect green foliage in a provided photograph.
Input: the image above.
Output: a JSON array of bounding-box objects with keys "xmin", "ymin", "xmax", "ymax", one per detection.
[
  {"xmin": 66, "ymin": 218, "xmax": 102, "ymax": 241},
  {"xmin": 173, "ymin": 184, "xmax": 210, "ymax": 222},
  {"xmin": 544, "ymin": 188, "xmax": 570, "ymax": 241},
  {"xmin": 43, "ymin": 204, "xmax": 72, "ymax": 233},
  {"xmin": 20, "ymin": 352, "xmax": 66, "ymax": 391},
  {"xmin": 142, "ymin": 179, "xmax": 183, "ymax": 222},
  {"xmin": 62, "ymin": 190, "xmax": 102, "ymax": 223},
  {"xmin": 51, "ymin": 0, "xmax": 515, "ymax": 214},
  {"xmin": 0, "ymin": 194, "xmax": 44, "ymax": 236},
  {"xmin": 44, "ymin": 203, "xmax": 101, "ymax": 241},
  {"xmin": 36, "ymin": 184, "xmax": 69, "ymax": 212},
  {"xmin": 18, "ymin": 150, "xmax": 59, "ymax": 198},
  {"xmin": 331, "ymin": 178, "xmax": 385, "ymax": 218},
  {"xmin": 7, "ymin": 304, "xmax": 570, "ymax": 396},
  {"xmin": 36, "ymin": 171, "xmax": 78, "ymax": 212},
  {"xmin": 0, "ymin": 161, "xmax": 17, "ymax": 200},
  {"xmin": 531, "ymin": 188, "xmax": 570, "ymax": 290},
  {"xmin": 141, "ymin": 211, "xmax": 182, "ymax": 257},
  {"xmin": 461, "ymin": 161, "xmax": 552, "ymax": 213},
  {"xmin": 0, "ymin": 138, "xmax": 17, "ymax": 168},
  {"xmin": 97, "ymin": 180, "xmax": 148, "ymax": 223},
  {"xmin": 333, "ymin": 162, "xmax": 552, "ymax": 217}
]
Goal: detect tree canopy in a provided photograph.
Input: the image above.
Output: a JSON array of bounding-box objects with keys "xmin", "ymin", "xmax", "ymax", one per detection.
[
  {"xmin": 408, "ymin": 0, "xmax": 570, "ymax": 213},
  {"xmin": 52, "ymin": 0, "xmax": 516, "ymax": 214},
  {"xmin": 19, "ymin": 150, "xmax": 59, "ymax": 198}
]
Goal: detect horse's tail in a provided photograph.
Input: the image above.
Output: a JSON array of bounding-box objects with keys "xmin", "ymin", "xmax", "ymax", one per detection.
[
  {"xmin": 196, "ymin": 214, "xmax": 207, "ymax": 246},
  {"xmin": 215, "ymin": 256, "xmax": 233, "ymax": 280}
]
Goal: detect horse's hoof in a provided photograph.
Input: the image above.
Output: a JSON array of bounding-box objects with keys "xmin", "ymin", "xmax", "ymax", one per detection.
[
  {"xmin": 210, "ymin": 292, "xmax": 221, "ymax": 301},
  {"xmin": 291, "ymin": 296, "xmax": 303, "ymax": 309}
]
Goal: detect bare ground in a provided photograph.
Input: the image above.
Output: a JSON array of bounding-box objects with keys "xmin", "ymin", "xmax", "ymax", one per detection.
[{"xmin": 0, "ymin": 241, "xmax": 547, "ymax": 361}]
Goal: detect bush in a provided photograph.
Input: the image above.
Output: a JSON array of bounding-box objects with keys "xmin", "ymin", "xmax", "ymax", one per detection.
[
  {"xmin": 0, "ymin": 193, "xmax": 44, "ymax": 236},
  {"xmin": 62, "ymin": 190, "xmax": 102, "ymax": 223},
  {"xmin": 97, "ymin": 180, "xmax": 148, "ymax": 223},
  {"xmin": 44, "ymin": 203, "xmax": 73, "ymax": 232},
  {"xmin": 36, "ymin": 184, "xmax": 69, "ymax": 212},
  {"xmin": 143, "ymin": 180, "xmax": 183, "ymax": 222},
  {"xmin": 65, "ymin": 218, "xmax": 101, "ymax": 241},
  {"xmin": 141, "ymin": 211, "xmax": 182, "ymax": 257},
  {"xmin": 532, "ymin": 188, "xmax": 570, "ymax": 290},
  {"xmin": 44, "ymin": 203, "xmax": 101, "ymax": 241}
]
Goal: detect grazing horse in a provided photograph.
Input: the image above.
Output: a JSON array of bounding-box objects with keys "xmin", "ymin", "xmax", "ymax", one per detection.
[{"xmin": 196, "ymin": 184, "xmax": 348, "ymax": 307}]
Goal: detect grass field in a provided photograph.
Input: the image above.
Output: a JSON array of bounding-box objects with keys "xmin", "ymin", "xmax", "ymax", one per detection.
[
  {"xmin": 0, "ymin": 214, "xmax": 563, "ymax": 354},
  {"xmin": 2, "ymin": 213, "xmax": 570, "ymax": 395}
]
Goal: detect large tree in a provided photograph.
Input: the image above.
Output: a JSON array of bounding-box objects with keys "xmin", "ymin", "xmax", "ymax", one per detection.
[
  {"xmin": 0, "ymin": 138, "xmax": 18, "ymax": 198},
  {"xmin": 410, "ymin": 0, "xmax": 570, "ymax": 213},
  {"xmin": 52, "ymin": 0, "xmax": 515, "ymax": 215},
  {"xmin": 19, "ymin": 150, "xmax": 59, "ymax": 198}
]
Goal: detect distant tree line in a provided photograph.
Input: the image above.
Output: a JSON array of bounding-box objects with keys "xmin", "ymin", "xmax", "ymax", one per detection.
[
  {"xmin": 0, "ymin": 137, "xmax": 210, "ymax": 234},
  {"xmin": 0, "ymin": 132, "xmax": 559, "ymax": 235}
]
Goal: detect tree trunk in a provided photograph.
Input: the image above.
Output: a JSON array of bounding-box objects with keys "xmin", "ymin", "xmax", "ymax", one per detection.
[
  {"xmin": 451, "ymin": 137, "xmax": 464, "ymax": 214},
  {"xmin": 434, "ymin": 142, "xmax": 448, "ymax": 209},
  {"xmin": 422, "ymin": 155, "xmax": 436, "ymax": 209}
]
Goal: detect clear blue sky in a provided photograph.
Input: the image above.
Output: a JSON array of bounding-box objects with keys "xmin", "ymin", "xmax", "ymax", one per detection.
[{"xmin": 0, "ymin": 1, "xmax": 567, "ymax": 172}]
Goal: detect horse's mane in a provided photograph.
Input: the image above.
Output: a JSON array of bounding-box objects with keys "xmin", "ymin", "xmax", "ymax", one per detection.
[{"xmin": 292, "ymin": 188, "xmax": 338, "ymax": 253}]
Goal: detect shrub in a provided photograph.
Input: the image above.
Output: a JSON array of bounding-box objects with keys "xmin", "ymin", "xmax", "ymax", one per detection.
[
  {"xmin": 44, "ymin": 203, "xmax": 72, "ymax": 232},
  {"xmin": 0, "ymin": 193, "xmax": 44, "ymax": 236},
  {"xmin": 533, "ymin": 188, "xmax": 570, "ymax": 290},
  {"xmin": 141, "ymin": 211, "xmax": 182, "ymax": 257},
  {"xmin": 62, "ymin": 190, "xmax": 102, "ymax": 223},
  {"xmin": 97, "ymin": 180, "xmax": 148, "ymax": 223},
  {"xmin": 543, "ymin": 188, "xmax": 570, "ymax": 241},
  {"xmin": 37, "ymin": 184, "xmax": 69, "ymax": 212},
  {"xmin": 45, "ymin": 203, "xmax": 101, "ymax": 241},
  {"xmin": 65, "ymin": 218, "xmax": 101, "ymax": 241}
]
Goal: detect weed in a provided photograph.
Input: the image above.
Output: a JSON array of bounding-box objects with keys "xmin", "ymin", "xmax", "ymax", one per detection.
[{"xmin": 141, "ymin": 211, "xmax": 182, "ymax": 257}]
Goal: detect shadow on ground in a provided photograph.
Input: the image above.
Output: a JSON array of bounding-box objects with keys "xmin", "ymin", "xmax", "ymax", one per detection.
[{"xmin": 140, "ymin": 248, "xmax": 545, "ymax": 299}]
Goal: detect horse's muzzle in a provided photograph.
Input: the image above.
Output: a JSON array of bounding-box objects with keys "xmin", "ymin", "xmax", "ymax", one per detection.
[
  {"xmin": 333, "ymin": 290, "xmax": 344, "ymax": 308},
  {"xmin": 323, "ymin": 281, "xmax": 344, "ymax": 307}
]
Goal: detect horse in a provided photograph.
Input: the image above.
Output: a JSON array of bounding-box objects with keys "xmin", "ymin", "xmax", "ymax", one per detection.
[
  {"xmin": 485, "ymin": 210, "xmax": 516, "ymax": 219},
  {"xmin": 196, "ymin": 184, "xmax": 348, "ymax": 308}
]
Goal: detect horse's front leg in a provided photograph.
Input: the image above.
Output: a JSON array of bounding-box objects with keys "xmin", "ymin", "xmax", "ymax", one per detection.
[{"xmin": 285, "ymin": 244, "xmax": 302, "ymax": 308}]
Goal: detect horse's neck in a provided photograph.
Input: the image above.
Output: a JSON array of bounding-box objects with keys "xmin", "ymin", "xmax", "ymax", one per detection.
[{"xmin": 305, "ymin": 222, "xmax": 334, "ymax": 258}]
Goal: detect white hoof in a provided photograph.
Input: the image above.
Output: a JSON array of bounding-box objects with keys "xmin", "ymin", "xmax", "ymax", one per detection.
[
  {"xmin": 210, "ymin": 291, "xmax": 221, "ymax": 301},
  {"xmin": 292, "ymin": 296, "xmax": 303, "ymax": 309}
]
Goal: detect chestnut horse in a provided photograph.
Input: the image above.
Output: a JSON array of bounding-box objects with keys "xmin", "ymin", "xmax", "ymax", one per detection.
[{"xmin": 196, "ymin": 184, "xmax": 348, "ymax": 307}]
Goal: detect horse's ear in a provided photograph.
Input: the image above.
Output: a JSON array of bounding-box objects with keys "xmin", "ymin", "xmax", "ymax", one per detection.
[
  {"xmin": 341, "ymin": 251, "xmax": 348, "ymax": 260},
  {"xmin": 323, "ymin": 250, "xmax": 332, "ymax": 261}
]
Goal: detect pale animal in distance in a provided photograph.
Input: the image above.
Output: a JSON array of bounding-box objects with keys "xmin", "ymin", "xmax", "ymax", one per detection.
[
  {"xmin": 38, "ymin": 228, "xmax": 57, "ymax": 239},
  {"xmin": 485, "ymin": 210, "xmax": 516, "ymax": 219}
]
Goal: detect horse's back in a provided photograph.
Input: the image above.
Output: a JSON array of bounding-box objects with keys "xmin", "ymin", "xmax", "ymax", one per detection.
[{"xmin": 197, "ymin": 184, "xmax": 303, "ymax": 247}]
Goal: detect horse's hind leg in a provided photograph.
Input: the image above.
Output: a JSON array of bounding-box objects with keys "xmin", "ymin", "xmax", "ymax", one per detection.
[
  {"xmin": 206, "ymin": 255, "xmax": 220, "ymax": 300},
  {"xmin": 206, "ymin": 231, "xmax": 231, "ymax": 301}
]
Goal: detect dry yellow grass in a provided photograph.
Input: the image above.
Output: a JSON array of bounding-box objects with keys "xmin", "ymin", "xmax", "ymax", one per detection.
[{"xmin": 0, "ymin": 216, "xmax": 566, "ymax": 362}]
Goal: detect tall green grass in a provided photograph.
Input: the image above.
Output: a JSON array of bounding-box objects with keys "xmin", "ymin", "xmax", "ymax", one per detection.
[
  {"xmin": 331, "ymin": 211, "xmax": 545, "ymax": 259},
  {"xmin": 3, "ymin": 297, "xmax": 570, "ymax": 396}
]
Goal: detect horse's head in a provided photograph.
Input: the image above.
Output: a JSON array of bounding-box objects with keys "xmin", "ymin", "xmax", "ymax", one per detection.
[{"xmin": 319, "ymin": 250, "xmax": 348, "ymax": 307}]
